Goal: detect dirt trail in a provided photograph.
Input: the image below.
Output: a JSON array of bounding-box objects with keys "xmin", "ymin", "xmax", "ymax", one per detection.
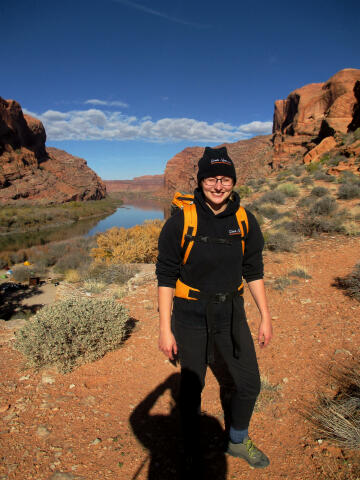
[{"xmin": 0, "ymin": 235, "xmax": 359, "ymax": 480}]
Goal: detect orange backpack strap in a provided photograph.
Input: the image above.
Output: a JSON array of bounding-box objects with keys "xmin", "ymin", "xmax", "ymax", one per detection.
[
  {"xmin": 171, "ymin": 192, "xmax": 198, "ymax": 265},
  {"xmin": 181, "ymin": 202, "xmax": 197, "ymax": 264},
  {"xmin": 235, "ymin": 206, "xmax": 249, "ymax": 255}
]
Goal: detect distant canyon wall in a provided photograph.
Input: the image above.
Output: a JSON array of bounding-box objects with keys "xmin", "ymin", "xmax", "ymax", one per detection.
[
  {"xmin": 0, "ymin": 97, "xmax": 106, "ymax": 204},
  {"xmin": 105, "ymin": 175, "xmax": 164, "ymax": 193}
]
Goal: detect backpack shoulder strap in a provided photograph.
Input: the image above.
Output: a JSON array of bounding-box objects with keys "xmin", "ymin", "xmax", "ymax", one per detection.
[
  {"xmin": 171, "ymin": 192, "xmax": 198, "ymax": 265},
  {"xmin": 181, "ymin": 202, "xmax": 197, "ymax": 264},
  {"xmin": 235, "ymin": 206, "xmax": 249, "ymax": 255}
]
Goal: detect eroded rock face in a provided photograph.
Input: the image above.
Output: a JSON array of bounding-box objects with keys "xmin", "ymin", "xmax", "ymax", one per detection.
[
  {"xmin": 0, "ymin": 97, "xmax": 106, "ymax": 203},
  {"xmin": 164, "ymin": 136, "xmax": 272, "ymax": 193},
  {"xmin": 105, "ymin": 175, "xmax": 164, "ymax": 193},
  {"xmin": 272, "ymin": 69, "xmax": 360, "ymax": 167}
]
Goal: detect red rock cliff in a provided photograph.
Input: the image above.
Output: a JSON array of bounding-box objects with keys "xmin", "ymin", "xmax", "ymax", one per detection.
[
  {"xmin": 0, "ymin": 97, "xmax": 106, "ymax": 204},
  {"xmin": 272, "ymin": 68, "xmax": 360, "ymax": 167},
  {"xmin": 105, "ymin": 175, "xmax": 164, "ymax": 193}
]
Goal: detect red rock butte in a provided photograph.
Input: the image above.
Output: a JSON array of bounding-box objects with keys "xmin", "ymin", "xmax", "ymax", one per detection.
[{"xmin": 0, "ymin": 97, "xmax": 106, "ymax": 204}]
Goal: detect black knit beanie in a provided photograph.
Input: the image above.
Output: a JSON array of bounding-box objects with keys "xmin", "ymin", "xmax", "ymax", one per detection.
[{"xmin": 197, "ymin": 146, "xmax": 236, "ymax": 186}]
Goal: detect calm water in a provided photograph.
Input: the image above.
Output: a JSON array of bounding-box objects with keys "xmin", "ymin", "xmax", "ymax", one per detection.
[
  {"xmin": 1, "ymin": 201, "xmax": 165, "ymax": 252},
  {"xmin": 87, "ymin": 204, "xmax": 164, "ymax": 235}
]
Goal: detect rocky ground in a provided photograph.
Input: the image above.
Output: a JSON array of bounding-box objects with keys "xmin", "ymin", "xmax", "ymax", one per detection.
[{"xmin": 0, "ymin": 235, "xmax": 359, "ymax": 480}]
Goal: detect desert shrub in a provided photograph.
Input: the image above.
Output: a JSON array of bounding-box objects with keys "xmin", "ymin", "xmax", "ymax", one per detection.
[
  {"xmin": 311, "ymin": 186, "xmax": 329, "ymax": 197},
  {"xmin": 323, "ymin": 174, "xmax": 336, "ymax": 183},
  {"xmin": 293, "ymin": 212, "xmax": 344, "ymax": 237},
  {"xmin": 290, "ymin": 165, "xmax": 305, "ymax": 177},
  {"xmin": 289, "ymin": 268, "xmax": 312, "ymax": 279},
  {"xmin": 9, "ymin": 250, "xmax": 27, "ymax": 264},
  {"xmin": 48, "ymin": 242, "xmax": 70, "ymax": 259},
  {"xmin": 14, "ymin": 298, "xmax": 129, "ymax": 373},
  {"xmin": 11, "ymin": 265, "xmax": 32, "ymax": 282},
  {"xmin": 301, "ymin": 176, "xmax": 314, "ymax": 186},
  {"xmin": 310, "ymin": 196, "xmax": 338, "ymax": 216},
  {"xmin": 305, "ymin": 358, "xmax": 360, "ymax": 449},
  {"xmin": 333, "ymin": 263, "xmax": 360, "ymax": 302},
  {"xmin": 260, "ymin": 190, "xmax": 286, "ymax": 205},
  {"xmin": 0, "ymin": 255, "xmax": 10, "ymax": 269},
  {"xmin": 258, "ymin": 205, "xmax": 281, "ymax": 220},
  {"xmin": 85, "ymin": 262, "xmax": 138, "ymax": 285},
  {"xmin": 53, "ymin": 250, "xmax": 90, "ymax": 274},
  {"xmin": 276, "ymin": 170, "xmax": 292, "ymax": 181},
  {"xmin": 297, "ymin": 196, "xmax": 317, "ymax": 208},
  {"xmin": 83, "ymin": 279, "xmax": 107, "ymax": 293},
  {"xmin": 342, "ymin": 221, "xmax": 360, "ymax": 236},
  {"xmin": 235, "ymin": 185, "xmax": 252, "ymax": 198},
  {"xmin": 273, "ymin": 276, "xmax": 293, "ymax": 291},
  {"xmin": 64, "ymin": 269, "xmax": 81, "ymax": 283},
  {"xmin": 337, "ymin": 171, "xmax": 360, "ymax": 185},
  {"xmin": 277, "ymin": 183, "xmax": 299, "ymax": 197},
  {"xmin": 313, "ymin": 171, "xmax": 331, "ymax": 181},
  {"xmin": 338, "ymin": 183, "xmax": 360, "ymax": 199},
  {"xmin": 264, "ymin": 231, "xmax": 298, "ymax": 252},
  {"xmin": 306, "ymin": 162, "xmax": 322, "ymax": 173},
  {"xmin": 92, "ymin": 220, "xmax": 164, "ymax": 264}
]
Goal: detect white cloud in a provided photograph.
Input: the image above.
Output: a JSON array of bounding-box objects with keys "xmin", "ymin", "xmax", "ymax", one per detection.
[
  {"xmin": 25, "ymin": 107, "xmax": 273, "ymax": 143},
  {"xmin": 84, "ymin": 99, "xmax": 129, "ymax": 108}
]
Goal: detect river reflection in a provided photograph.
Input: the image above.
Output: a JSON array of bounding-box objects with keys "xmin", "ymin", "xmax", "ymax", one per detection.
[{"xmin": 0, "ymin": 200, "xmax": 165, "ymax": 252}]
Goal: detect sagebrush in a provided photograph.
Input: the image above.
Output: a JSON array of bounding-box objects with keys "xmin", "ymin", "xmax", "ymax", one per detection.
[{"xmin": 15, "ymin": 298, "xmax": 129, "ymax": 372}]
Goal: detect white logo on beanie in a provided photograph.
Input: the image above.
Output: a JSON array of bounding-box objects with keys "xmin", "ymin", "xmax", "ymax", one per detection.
[{"xmin": 210, "ymin": 158, "xmax": 232, "ymax": 165}]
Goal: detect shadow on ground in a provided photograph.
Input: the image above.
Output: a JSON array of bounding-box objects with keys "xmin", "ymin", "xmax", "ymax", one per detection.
[
  {"xmin": 0, "ymin": 282, "xmax": 44, "ymax": 320},
  {"xmin": 130, "ymin": 372, "xmax": 228, "ymax": 480}
]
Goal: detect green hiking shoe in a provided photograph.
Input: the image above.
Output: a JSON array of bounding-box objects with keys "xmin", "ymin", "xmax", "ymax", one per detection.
[{"xmin": 226, "ymin": 436, "xmax": 270, "ymax": 469}]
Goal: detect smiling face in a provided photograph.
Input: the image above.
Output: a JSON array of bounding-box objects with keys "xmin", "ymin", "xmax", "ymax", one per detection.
[{"xmin": 201, "ymin": 176, "xmax": 234, "ymax": 213}]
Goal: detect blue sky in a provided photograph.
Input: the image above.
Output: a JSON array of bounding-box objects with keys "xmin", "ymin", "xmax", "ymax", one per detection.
[{"xmin": 1, "ymin": 0, "xmax": 359, "ymax": 179}]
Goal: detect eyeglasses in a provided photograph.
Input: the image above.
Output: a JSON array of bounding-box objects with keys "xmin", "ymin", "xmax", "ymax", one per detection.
[{"xmin": 203, "ymin": 177, "xmax": 233, "ymax": 187}]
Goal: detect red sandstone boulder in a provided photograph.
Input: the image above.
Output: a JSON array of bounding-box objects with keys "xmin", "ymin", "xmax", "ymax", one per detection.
[
  {"xmin": 0, "ymin": 97, "xmax": 106, "ymax": 204},
  {"xmin": 303, "ymin": 136, "xmax": 337, "ymax": 164}
]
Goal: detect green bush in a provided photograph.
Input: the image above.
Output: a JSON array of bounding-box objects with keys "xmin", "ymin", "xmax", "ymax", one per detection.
[
  {"xmin": 290, "ymin": 165, "xmax": 305, "ymax": 177},
  {"xmin": 301, "ymin": 176, "xmax": 314, "ymax": 186},
  {"xmin": 273, "ymin": 276, "xmax": 292, "ymax": 291},
  {"xmin": 235, "ymin": 185, "xmax": 252, "ymax": 198},
  {"xmin": 313, "ymin": 171, "xmax": 331, "ymax": 181},
  {"xmin": 264, "ymin": 231, "xmax": 298, "ymax": 252},
  {"xmin": 297, "ymin": 196, "xmax": 316, "ymax": 208},
  {"xmin": 338, "ymin": 183, "xmax": 360, "ymax": 199},
  {"xmin": 277, "ymin": 183, "xmax": 299, "ymax": 197},
  {"xmin": 306, "ymin": 162, "xmax": 322, "ymax": 173},
  {"xmin": 54, "ymin": 250, "xmax": 90, "ymax": 274},
  {"xmin": 310, "ymin": 196, "xmax": 338, "ymax": 216},
  {"xmin": 289, "ymin": 268, "xmax": 312, "ymax": 279},
  {"xmin": 14, "ymin": 298, "xmax": 129, "ymax": 372},
  {"xmin": 259, "ymin": 205, "xmax": 281, "ymax": 220},
  {"xmin": 260, "ymin": 190, "xmax": 286, "ymax": 205},
  {"xmin": 338, "ymin": 171, "xmax": 360, "ymax": 185},
  {"xmin": 311, "ymin": 186, "xmax": 329, "ymax": 197},
  {"xmin": 293, "ymin": 213, "xmax": 344, "ymax": 237}
]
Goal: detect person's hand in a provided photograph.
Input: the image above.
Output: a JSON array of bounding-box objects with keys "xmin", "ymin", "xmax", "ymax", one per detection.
[
  {"xmin": 258, "ymin": 317, "xmax": 273, "ymax": 348},
  {"xmin": 158, "ymin": 330, "xmax": 178, "ymax": 360}
]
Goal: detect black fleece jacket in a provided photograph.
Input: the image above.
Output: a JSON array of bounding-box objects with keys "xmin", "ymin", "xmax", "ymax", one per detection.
[{"xmin": 156, "ymin": 189, "xmax": 264, "ymax": 294}]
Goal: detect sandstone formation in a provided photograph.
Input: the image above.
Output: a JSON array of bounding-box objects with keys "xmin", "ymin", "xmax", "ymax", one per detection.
[
  {"xmin": 164, "ymin": 136, "xmax": 272, "ymax": 193},
  {"xmin": 105, "ymin": 175, "xmax": 164, "ymax": 193},
  {"xmin": 303, "ymin": 136, "xmax": 337, "ymax": 164},
  {"xmin": 0, "ymin": 97, "xmax": 106, "ymax": 204},
  {"xmin": 272, "ymin": 68, "xmax": 360, "ymax": 167}
]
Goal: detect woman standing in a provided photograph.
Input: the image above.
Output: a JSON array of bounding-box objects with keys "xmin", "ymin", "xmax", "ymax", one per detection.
[{"xmin": 156, "ymin": 146, "xmax": 273, "ymax": 470}]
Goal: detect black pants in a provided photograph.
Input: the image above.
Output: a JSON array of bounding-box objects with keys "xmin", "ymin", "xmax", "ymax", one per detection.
[{"xmin": 172, "ymin": 297, "xmax": 260, "ymax": 435}]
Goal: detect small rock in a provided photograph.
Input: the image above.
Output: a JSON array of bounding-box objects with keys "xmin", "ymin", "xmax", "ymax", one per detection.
[
  {"xmin": 300, "ymin": 298, "xmax": 311, "ymax": 305},
  {"xmin": 0, "ymin": 404, "xmax": 10, "ymax": 413},
  {"xmin": 42, "ymin": 375, "xmax": 55, "ymax": 385},
  {"xmin": 90, "ymin": 437, "xmax": 102, "ymax": 445},
  {"xmin": 19, "ymin": 375, "xmax": 30, "ymax": 381},
  {"xmin": 36, "ymin": 425, "xmax": 51, "ymax": 438},
  {"xmin": 317, "ymin": 439, "xmax": 323, "ymax": 445},
  {"xmin": 69, "ymin": 384, "xmax": 75, "ymax": 389},
  {"xmin": 271, "ymin": 316, "xmax": 279, "ymax": 320},
  {"xmin": 282, "ymin": 377, "xmax": 289, "ymax": 384},
  {"xmin": 334, "ymin": 349, "xmax": 352, "ymax": 356}
]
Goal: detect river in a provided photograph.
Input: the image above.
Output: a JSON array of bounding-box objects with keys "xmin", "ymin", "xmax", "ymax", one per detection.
[{"xmin": 0, "ymin": 199, "xmax": 165, "ymax": 252}]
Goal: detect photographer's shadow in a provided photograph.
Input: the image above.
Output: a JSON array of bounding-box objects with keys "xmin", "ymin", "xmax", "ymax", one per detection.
[{"xmin": 129, "ymin": 372, "xmax": 227, "ymax": 480}]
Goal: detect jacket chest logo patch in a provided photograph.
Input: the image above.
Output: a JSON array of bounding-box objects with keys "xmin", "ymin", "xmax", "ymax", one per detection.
[{"xmin": 228, "ymin": 228, "xmax": 242, "ymax": 236}]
